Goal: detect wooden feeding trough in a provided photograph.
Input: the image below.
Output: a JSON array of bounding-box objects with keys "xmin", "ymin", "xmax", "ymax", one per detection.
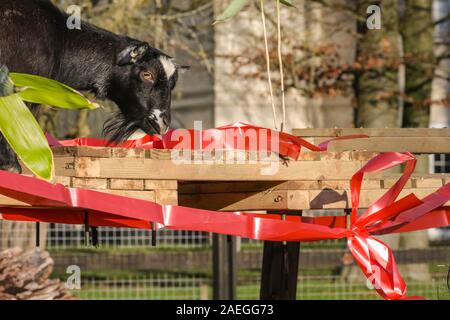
[
  {"xmin": 0, "ymin": 127, "xmax": 449, "ymax": 300},
  {"xmin": 293, "ymin": 127, "xmax": 450, "ymax": 153}
]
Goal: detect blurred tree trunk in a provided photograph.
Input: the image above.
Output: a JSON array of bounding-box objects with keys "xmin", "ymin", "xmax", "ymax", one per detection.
[
  {"xmin": 399, "ymin": 0, "xmax": 433, "ymax": 282},
  {"xmin": 347, "ymin": 0, "xmax": 401, "ymax": 284},
  {"xmin": 350, "ymin": 0, "xmax": 432, "ymax": 282},
  {"xmin": 429, "ymin": 0, "xmax": 450, "ymax": 129},
  {"xmin": 355, "ymin": 0, "xmax": 399, "ymax": 128},
  {"xmin": 402, "ymin": 0, "xmax": 433, "ymax": 129}
]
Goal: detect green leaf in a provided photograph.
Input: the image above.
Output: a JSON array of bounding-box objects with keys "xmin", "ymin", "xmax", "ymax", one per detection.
[
  {"xmin": 280, "ymin": 0, "xmax": 296, "ymax": 8},
  {"xmin": 214, "ymin": 0, "xmax": 249, "ymax": 23},
  {"xmin": 10, "ymin": 73, "xmax": 98, "ymax": 110},
  {"xmin": 0, "ymin": 94, "xmax": 53, "ymax": 180},
  {"xmin": 279, "ymin": 0, "xmax": 296, "ymax": 8}
]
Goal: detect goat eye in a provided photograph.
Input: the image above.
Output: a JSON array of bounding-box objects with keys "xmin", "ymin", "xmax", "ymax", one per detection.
[{"xmin": 140, "ymin": 71, "xmax": 155, "ymax": 83}]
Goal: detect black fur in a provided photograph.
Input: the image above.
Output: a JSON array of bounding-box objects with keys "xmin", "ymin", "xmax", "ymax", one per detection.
[{"xmin": 0, "ymin": 0, "xmax": 186, "ymax": 171}]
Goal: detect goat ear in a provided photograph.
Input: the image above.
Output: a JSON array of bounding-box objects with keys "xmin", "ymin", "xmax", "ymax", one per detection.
[
  {"xmin": 117, "ymin": 43, "xmax": 149, "ymax": 66},
  {"xmin": 176, "ymin": 64, "xmax": 190, "ymax": 75}
]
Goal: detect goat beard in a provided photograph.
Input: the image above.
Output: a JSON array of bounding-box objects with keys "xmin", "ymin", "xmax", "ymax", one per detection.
[{"xmin": 103, "ymin": 112, "xmax": 140, "ymax": 144}]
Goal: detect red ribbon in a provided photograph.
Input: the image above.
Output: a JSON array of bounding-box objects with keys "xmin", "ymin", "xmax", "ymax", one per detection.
[
  {"xmin": 1, "ymin": 124, "xmax": 449, "ymax": 300},
  {"xmin": 50, "ymin": 122, "xmax": 368, "ymax": 160}
]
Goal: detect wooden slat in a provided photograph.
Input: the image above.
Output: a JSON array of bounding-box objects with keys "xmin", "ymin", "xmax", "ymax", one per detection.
[
  {"xmin": 111, "ymin": 148, "xmax": 146, "ymax": 158},
  {"xmin": 180, "ymin": 181, "xmax": 298, "ymax": 194},
  {"xmin": 179, "ymin": 175, "xmax": 450, "ymax": 194},
  {"xmin": 51, "ymin": 147, "xmax": 379, "ymax": 162},
  {"xmin": 91, "ymin": 189, "xmax": 156, "ymax": 202},
  {"xmin": 293, "ymin": 128, "xmax": 450, "ymax": 138},
  {"xmin": 179, "ymin": 187, "xmax": 450, "ymax": 211},
  {"xmin": 155, "ymin": 190, "xmax": 178, "ymax": 205},
  {"xmin": 179, "ymin": 191, "xmax": 292, "ymax": 211},
  {"xmin": 21, "ymin": 157, "xmax": 75, "ymax": 177},
  {"xmin": 70, "ymin": 157, "xmax": 364, "ymax": 181},
  {"xmin": 52, "ymin": 146, "xmax": 112, "ymax": 158},
  {"xmin": 54, "ymin": 176, "xmax": 71, "ymax": 187},
  {"xmin": 144, "ymin": 180, "xmax": 178, "ymax": 190},
  {"xmin": 110, "ymin": 179, "xmax": 145, "ymax": 190},
  {"xmin": 327, "ymin": 137, "xmax": 450, "ymax": 153},
  {"xmin": 72, "ymin": 178, "xmax": 108, "ymax": 190},
  {"xmin": 0, "ymin": 195, "xmax": 30, "ymax": 207}
]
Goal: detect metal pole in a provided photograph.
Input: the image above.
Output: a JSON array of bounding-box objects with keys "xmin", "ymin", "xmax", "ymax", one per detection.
[
  {"xmin": 84, "ymin": 210, "xmax": 90, "ymax": 246},
  {"xmin": 35, "ymin": 222, "xmax": 40, "ymax": 247}
]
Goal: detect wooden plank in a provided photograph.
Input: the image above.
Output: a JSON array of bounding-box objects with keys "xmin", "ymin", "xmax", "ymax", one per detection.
[
  {"xmin": 180, "ymin": 187, "xmax": 450, "ymax": 211},
  {"xmin": 112, "ymin": 148, "xmax": 145, "ymax": 158},
  {"xmin": 72, "ymin": 157, "xmax": 364, "ymax": 181},
  {"xmin": 155, "ymin": 190, "xmax": 178, "ymax": 205},
  {"xmin": 144, "ymin": 180, "xmax": 178, "ymax": 190},
  {"xmin": 147, "ymin": 149, "xmax": 183, "ymax": 160},
  {"xmin": 54, "ymin": 176, "xmax": 71, "ymax": 187},
  {"xmin": 179, "ymin": 175, "xmax": 450, "ymax": 194},
  {"xmin": 97, "ymin": 189, "xmax": 156, "ymax": 202},
  {"xmin": 415, "ymin": 177, "xmax": 445, "ymax": 188},
  {"xmin": 179, "ymin": 181, "xmax": 295, "ymax": 194},
  {"xmin": 21, "ymin": 156, "xmax": 76, "ymax": 177},
  {"xmin": 383, "ymin": 177, "xmax": 414, "ymax": 189},
  {"xmin": 72, "ymin": 178, "xmax": 108, "ymax": 190},
  {"xmin": 327, "ymin": 137, "xmax": 450, "ymax": 153},
  {"xmin": 52, "ymin": 146, "xmax": 112, "ymax": 158},
  {"xmin": 110, "ymin": 179, "xmax": 144, "ymax": 190},
  {"xmin": 0, "ymin": 195, "xmax": 30, "ymax": 207},
  {"xmin": 179, "ymin": 191, "xmax": 293, "ymax": 211},
  {"xmin": 293, "ymin": 128, "xmax": 450, "ymax": 138},
  {"xmin": 308, "ymin": 188, "xmax": 450, "ymax": 210}
]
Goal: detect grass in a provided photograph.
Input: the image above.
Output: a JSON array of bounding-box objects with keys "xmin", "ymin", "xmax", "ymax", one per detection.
[
  {"xmin": 70, "ymin": 279, "xmax": 450, "ymax": 300},
  {"xmin": 48, "ymin": 245, "xmax": 211, "ymax": 255}
]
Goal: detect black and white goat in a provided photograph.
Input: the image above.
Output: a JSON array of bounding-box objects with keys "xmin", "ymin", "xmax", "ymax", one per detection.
[{"xmin": 0, "ymin": 0, "xmax": 188, "ymax": 172}]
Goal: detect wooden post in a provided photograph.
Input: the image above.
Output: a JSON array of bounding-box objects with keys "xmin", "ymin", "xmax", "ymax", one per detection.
[
  {"xmin": 151, "ymin": 223, "xmax": 157, "ymax": 247},
  {"xmin": 227, "ymin": 235, "xmax": 237, "ymax": 299},
  {"xmin": 35, "ymin": 222, "xmax": 40, "ymax": 247},
  {"xmin": 84, "ymin": 211, "xmax": 90, "ymax": 246},
  {"xmin": 212, "ymin": 233, "xmax": 236, "ymax": 300},
  {"xmin": 260, "ymin": 210, "xmax": 301, "ymax": 300}
]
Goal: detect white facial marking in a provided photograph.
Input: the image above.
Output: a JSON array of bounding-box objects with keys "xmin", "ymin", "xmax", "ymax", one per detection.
[
  {"xmin": 151, "ymin": 109, "xmax": 169, "ymax": 134},
  {"xmin": 128, "ymin": 129, "xmax": 147, "ymax": 140},
  {"xmin": 159, "ymin": 56, "xmax": 176, "ymax": 79}
]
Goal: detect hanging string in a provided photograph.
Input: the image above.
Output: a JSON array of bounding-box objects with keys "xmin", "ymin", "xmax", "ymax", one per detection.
[
  {"xmin": 260, "ymin": 0, "xmax": 279, "ymax": 131},
  {"xmin": 276, "ymin": 0, "xmax": 286, "ymax": 132}
]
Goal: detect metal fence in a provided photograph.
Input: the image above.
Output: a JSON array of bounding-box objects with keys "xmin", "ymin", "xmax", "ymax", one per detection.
[
  {"xmin": 1, "ymin": 219, "xmax": 450, "ymax": 300},
  {"xmin": 68, "ymin": 273, "xmax": 450, "ymax": 300},
  {"xmin": 46, "ymin": 224, "xmax": 211, "ymax": 249}
]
